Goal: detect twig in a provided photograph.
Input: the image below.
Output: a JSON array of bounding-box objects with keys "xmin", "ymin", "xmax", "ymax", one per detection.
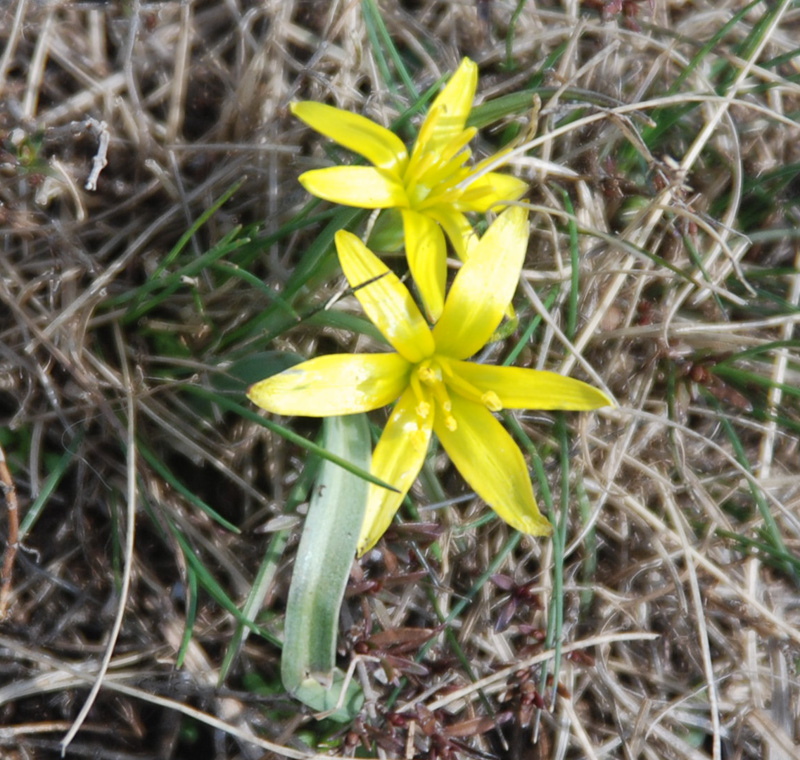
[
  {"xmin": 0, "ymin": 443, "xmax": 18, "ymax": 619},
  {"xmin": 83, "ymin": 118, "xmax": 110, "ymax": 191}
]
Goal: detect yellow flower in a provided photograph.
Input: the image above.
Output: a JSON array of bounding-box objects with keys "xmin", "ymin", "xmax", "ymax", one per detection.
[
  {"xmin": 291, "ymin": 57, "xmax": 528, "ymax": 321},
  {"xmin": 248, "ymin": 207, "xmax": 612, "ymax": 556}
]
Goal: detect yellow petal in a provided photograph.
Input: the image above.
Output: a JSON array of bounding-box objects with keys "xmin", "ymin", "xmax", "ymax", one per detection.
[
  {"xmin": 419, "ymin": 58, "xmax": 478, "ymax": 155},
  {"xmin": 449, "ymin": 363, "xmax": 614, "ymax": 410},
  {"xmin": 427, "ymin": 206, "xmax": 479, "ymax": 262},
  {"xmin": 247, "ymin": 353, "xmax": 410, "ymax": 416},
  {"xmin": 291, "ymin": 101, "xmax": 408, "ymax": 173},
  {"xmin": 298, "ymin": 166, "xmax": 408, "ymax": 209},
  {"xmin": 335, "ymin": 231, "xmax": 435, "ymax": 363},
  {"xmin": 433, "ymin": 206, "xmax": 529, "ymax": 360},
  {"xmin": 433, "ymin": 394, "xmax": 552, "ymax": 537},
  {"xmin": 402, "ymin": 209, "xmax": 447, "ymax": 323},
  {"xmin": 458, "ymin": 171, "xmax": 529, "ymax": 213},
  {"xmin": 357, "ymin": 387, "xmax": 433, "ymax": 555}
]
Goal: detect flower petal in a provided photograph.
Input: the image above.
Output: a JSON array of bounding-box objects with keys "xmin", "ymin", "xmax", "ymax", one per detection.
[
  {"xmin": 298, "ymin": 166, "xmax": 408, "ymax": 209},
  {"xmin": 458, "ymin": 170, "xmax": 529, "ymax": 213},
  {"xmin": 335, "ymin": 231, "xmax": 435, "ymax": 363},
  {"xmin": 427, "ymin": 206, "xmax": 479, "ymax": 262},
  {"xmin": 433, "ymin": 394, "xmax": 552, "ymax": 537},
  {"xmin": 419, "ymin": 58, "xmax": 478, "ymax": 156},
  {"xmin": 357, "ymin": 387, "xmax": 434, "ymax": 555},
  {"xmin": 401, "ymin": 209, "xmax": 447, "ymax": 323},
  {"xmin": 433, "ymin": 206, "xmax": 529, "ymax": 360},
  {"xmin": 291, "ymin": 101, "xmax": 408, "ymax": 173},
  {"xmin": 449, "ymin": 363, "xmax": 614, "ymax": 410},
  {"xmin": 247, "ymin": 353, "xmax": 410, "ymax": 416}
]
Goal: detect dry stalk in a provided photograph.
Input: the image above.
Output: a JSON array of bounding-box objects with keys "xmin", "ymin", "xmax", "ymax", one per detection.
[{"xmin": 0, "ymin": 444, "xmax": 18, "ymax": 619}]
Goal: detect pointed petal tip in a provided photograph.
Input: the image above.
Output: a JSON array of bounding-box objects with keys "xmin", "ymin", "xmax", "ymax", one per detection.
[
  {"xmin": 355, "ymin": 388, "xmax": 433, "ymax": 555},
  {"xmin": 455, "ymin": 56, "xmax": 478, "ymax": 79},
  {"xmin": 333, "ymin": 228, "xmax": 350, "ymax": 247},
  {"xmin": 581, "ymin": 385, "xmax": 616, "ymax": 410},
  {"xmin": 598, "ymin": 389, "xmax": 616, "ymax": 408},
  {"xmin": 502, "ymin": 203, "xmax": 529, "ymax": 225},
  {"xmin": 356, "ymin": 535, "xmax": 377, "ymax": 557},
  {"xmin": 516, "ymin": 512, "xmax": 553, "ymax": 537}
]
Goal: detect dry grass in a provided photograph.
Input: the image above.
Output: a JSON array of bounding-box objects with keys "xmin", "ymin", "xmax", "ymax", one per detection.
[{"xmin": 2, "ymin": 1, "xmax": 800, "ymax": 758}]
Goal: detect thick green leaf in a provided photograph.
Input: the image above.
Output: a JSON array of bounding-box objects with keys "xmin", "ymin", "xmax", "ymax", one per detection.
[{"xmin": 281, "ymin": 414, "xmax": 370, "ymax": 722}]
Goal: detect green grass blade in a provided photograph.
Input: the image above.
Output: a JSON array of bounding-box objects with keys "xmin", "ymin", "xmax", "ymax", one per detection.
[
  {"xmin": 504, "ymin": 288, "xmax": 559, "ymax": 367},
  {"xmin": 166, "ymin": 510, "xmax": 282, "ymax": 647},
  {"xmin": 219, "ymin": 206, "xmax": 364, "ymax": 350},
  {"xmin": 176, "ymin": 566, "xmax": 199, "ymax": 669},
  {"xmin": 19, "ymin": 429, "xmax": 85, "ymax": 541},
  {"xmin": 716, "ymin": 529, "xmax": 800, "ymax": 576},
  {"xmin": 546, "ymin": 415, "xmax": 571, "ymax": 708},
  {"xmin": 361, "ymin": 0, "xmax": 418, "ymax": 100},
  {"xmin": 138, "ymin": 489, "xmax": 282, "ymax": 647},
  {"xmin": 183, "ymin": 385, "xmax": 396, "ymax": 492},
  {"xmin": 122, "ymin": 180, "xmax": 244, "ymax": 314},
  {"xmin": 137, "ymin": 439, "xmax": 241, "ymax": 534},
  {"xmin": 667, "ymin": 0, "xmax": 762, "ymax": 96},
  {"xmin": 560, "ymin": 189, "xmax": 580, "ymax": 341},
  {"xmin": 576, "ymin": 475, "xmax": 597, "ymax": 609},
  {"xmin": 709, "ymin": 395, "xmax": 797, "ymax": 583},
  {"xmin": 505, "ymin": 0, "xmax": 529, "ymax": 70}
]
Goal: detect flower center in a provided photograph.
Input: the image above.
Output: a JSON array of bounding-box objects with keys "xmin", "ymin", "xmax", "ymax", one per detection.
[
  {"xmin": 409, "ymin": 356, "xmax": 504, "ymax": 432},
  {"xmin": 403, "ymin": 127, "xmax": 478, "ymax": 211},
  {"xmin": 410, "ymin": 358, "xmax": 457, "ymax": 431}
]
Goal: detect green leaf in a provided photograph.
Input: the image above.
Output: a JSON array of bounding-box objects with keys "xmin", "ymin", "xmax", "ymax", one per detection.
[
  {"xmin": 281, "ymin": 414, "xmax": 371, "ymax": 722},
  {"xmin": 218, "ymin": 446, "xmax": 320, "ymax": 684}
]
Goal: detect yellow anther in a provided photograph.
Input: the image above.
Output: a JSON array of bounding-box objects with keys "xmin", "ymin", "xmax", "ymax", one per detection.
[{"xmin": 482, "ymin": 391, "xmax": 502, "ymax": 412}]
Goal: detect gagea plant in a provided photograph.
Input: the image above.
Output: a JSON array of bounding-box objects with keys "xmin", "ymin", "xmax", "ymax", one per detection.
[{"xmin": 247, "ymin": 58, "xmax": 612, "ymax": 719}]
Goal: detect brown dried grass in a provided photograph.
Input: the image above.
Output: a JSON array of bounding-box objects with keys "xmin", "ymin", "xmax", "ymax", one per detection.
[{"xmin": 1, "ymin": 1, "xmax": 800, "ymax": 759}]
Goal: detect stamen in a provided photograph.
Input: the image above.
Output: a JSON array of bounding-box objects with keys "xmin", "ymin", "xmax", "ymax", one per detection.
[
  {"xmin": 419, "ymin": 162, "xmax": 469, "ymax": 201},
  {"xmin": 482, "ymin": 391, "xmax": 502, "ymax": 412},
  {"xmin": 419, "ymin": 167, "xmax": 473, "ymax": 209},
  {"xmin": 431, "ymin": 380, "xmax": 452, "ymax": 414},
  {"xmin": 404, "ymin": 152, "xmax": 438, "ymax": 199},
  {"xmin": 409, "ymin": 367, "xmax": 428, "ymax": 413},
  {"xmin": 411, "ymin": 105, "xmax": 443, "ymax": 163},
  {"xmin": 442, "ymin": 361, "xmax": 505, "ymax": 412},
  {"xmin": 439, "ymin": 127, "xmax": 477, "ymax": 164}
]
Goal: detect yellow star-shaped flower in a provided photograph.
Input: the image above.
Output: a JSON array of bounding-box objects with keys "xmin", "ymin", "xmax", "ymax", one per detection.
[
  {"xmin": 248, "ymin": 206, "xmax": 612, "ymax": 555},
  {"xmin": 291, "ymin": 57, "xmax": 527, "ymax": 321}
]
